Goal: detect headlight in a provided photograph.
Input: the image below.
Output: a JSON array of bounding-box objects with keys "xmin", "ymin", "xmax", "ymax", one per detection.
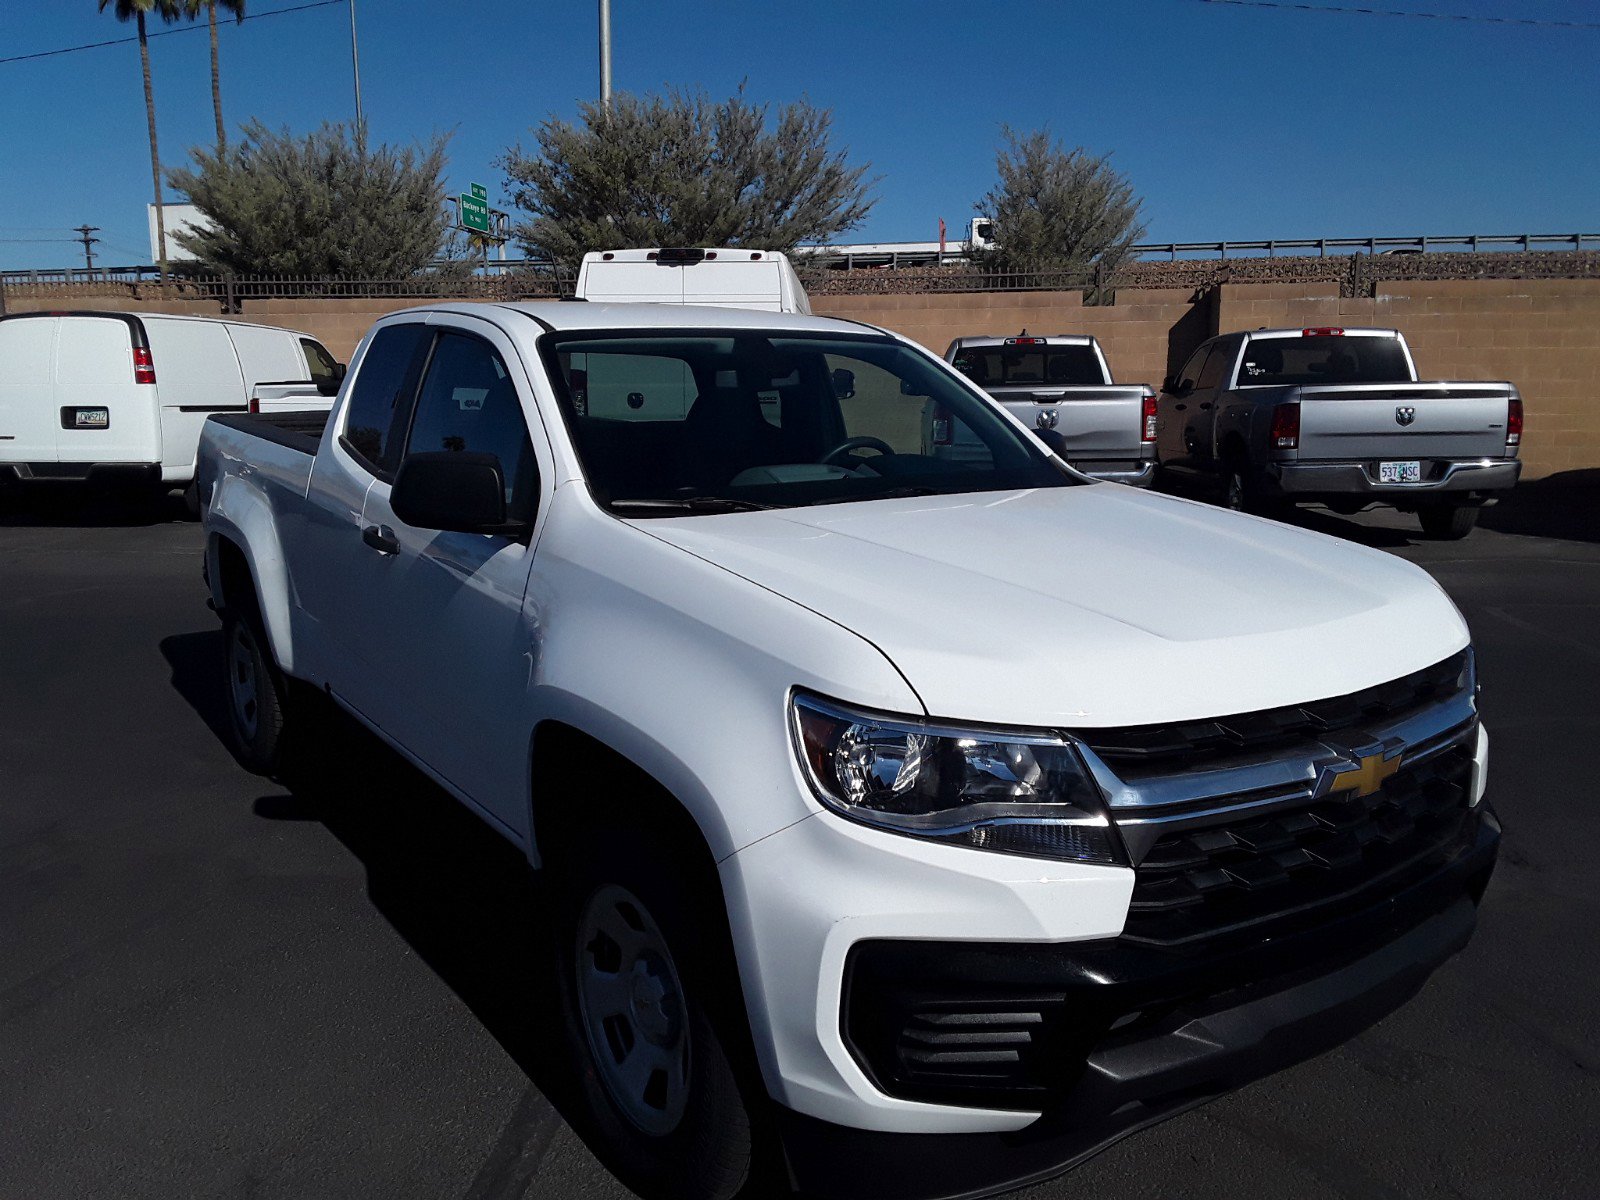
[{"xmin": 790, "ymin": 693, "xmax": 1124, "ymax": 865}]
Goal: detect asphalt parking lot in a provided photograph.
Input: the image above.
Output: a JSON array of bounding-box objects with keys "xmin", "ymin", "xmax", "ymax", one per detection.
[{"xmin": 1, "ymin": 482, "xmax": 1596, "ymax": 1200}]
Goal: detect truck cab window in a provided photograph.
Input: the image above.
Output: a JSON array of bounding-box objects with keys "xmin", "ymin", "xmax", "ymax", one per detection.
[
  {"xmin": 343, "ymin": 323, "xmax": 431, "ymax": 475},
  {"xmin": 404, "ymin": 330, "xmax": 538, "ymax": 524},
  {"xmin": 1196, "ymin": 339, "xmax": 1233, "ymax": 389},
  {"xmin": 1175, "ymin": 344, "xmax": 1212, "ymax": 390},
  {"xmin": 301, "ymin": 338, "xmax": 340, "ymax": 386}
]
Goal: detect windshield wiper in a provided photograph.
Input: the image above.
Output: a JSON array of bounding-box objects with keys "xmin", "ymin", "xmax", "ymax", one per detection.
[{"xmin": 608, "ymin": 496, "xmax": 776, "ymax": 515}]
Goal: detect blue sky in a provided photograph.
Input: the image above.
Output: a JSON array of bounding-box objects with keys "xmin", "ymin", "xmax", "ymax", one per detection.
[{"xmin": 2, "ymin": 0, "xmax": 1596, "ymax": 270}]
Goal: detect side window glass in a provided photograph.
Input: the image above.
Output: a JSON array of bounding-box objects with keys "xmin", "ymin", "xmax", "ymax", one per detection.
[
  {"xmin": 404, "ymin": 331, "xmax": 538, "ymax": 524},
  {"xmin": 342, "ymin": 324, "xmax": 430, "ymax": 475},
  {"xmin": 1197, "ymin": 339, "xmax": 1234, "ymax": 389},
  {"xmin": 1177, "ymin": 345, "xmax": 1211, "ymax": 390},
  {"xmin": 301, "ymin": 338, "xmax": 339, "ymax": 386}
]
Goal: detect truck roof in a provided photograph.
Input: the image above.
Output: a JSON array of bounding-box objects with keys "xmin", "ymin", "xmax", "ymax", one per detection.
[
  {"xmin": 403, "ymin": 301, "xmax": 880, "ymax": 337},
  {"xmin": 950, "ymin": 334, "xmax": 1097, "ymax": 346},
  {"xmin": 1245, "ymin": 327, "xmax": 1401, "ymax": 340}
]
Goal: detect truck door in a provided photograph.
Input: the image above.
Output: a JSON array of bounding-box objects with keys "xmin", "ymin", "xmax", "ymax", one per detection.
[
  {"xmin": 1185, "ymin": 334, "xmax": 1238, "ymax": 469},
  {"xmin": 1157, "ymin": 341, "xmax": 1214, "ymax": 467},
  {"xmin": 352, "ymin": 317, "xmax": 552, "ymax": 840}
]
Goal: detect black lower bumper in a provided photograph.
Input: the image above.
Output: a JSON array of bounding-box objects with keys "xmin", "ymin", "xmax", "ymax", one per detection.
[
  {"xmin": 777, "ymin": 807, "xmax": 1499, "ymax": 1200},
  {"xmin": 0, "ymin": 462, "xmax": 162, "ymax": 487}
]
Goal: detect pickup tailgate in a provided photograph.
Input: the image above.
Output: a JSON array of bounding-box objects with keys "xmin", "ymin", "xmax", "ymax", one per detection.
[
  {"xmin": 1296, "ymin": 383, "xmax": 1514, "ymax": 460},
  {"xmin": 985, "ymin": 385, "xmax": 1150, "ymax": 458}
]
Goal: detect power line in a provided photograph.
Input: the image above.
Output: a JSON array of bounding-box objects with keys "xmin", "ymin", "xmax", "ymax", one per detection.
[
  {"xmin": 0, "ymin": 0, "xmax": 347, "ymax": 67},
  {"xmin": 1193, "ymin": 0, "xmax": 1600, "ymax": 30}
]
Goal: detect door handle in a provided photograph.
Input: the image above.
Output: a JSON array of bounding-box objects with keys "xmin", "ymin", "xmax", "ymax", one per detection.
[
  {"xmin": 362, "ymin": 524, "xmax": 398, "ymax": 555},
  {"xmin": 1174, "ymin": 403, "xmax": 1187, "ymax": 411},
  {"xmin": 1199, "ymin": 402, "xmax": 1214, "ymax": 410}
]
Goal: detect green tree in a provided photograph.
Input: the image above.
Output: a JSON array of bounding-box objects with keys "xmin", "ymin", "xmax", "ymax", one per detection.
[
  {"xmin": 975, "ymin": 127, "xmax": 1146, "ymax": 283},
  {"xmin": 167, "ymin": 120, "xmax": 454, "ymax": 276},
  {"xmin": 499, "ymin": 89, "xmax": 876, "ymax": 268},
  {"xmin": 99, "ymin": 0, "xmax": 181, "ymax": 280},
  {"xmin": 176, "ymin": 0, "xmax": 246, "ymax": 150}
]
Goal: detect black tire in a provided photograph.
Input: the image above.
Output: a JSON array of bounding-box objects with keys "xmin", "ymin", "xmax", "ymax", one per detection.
[
  {"xmin": 552, "ymin": 825, "xmax": 765, "ymax": 1200},
  {"xmin": 222, "ymin": 603, "xmax": 288, "ymax": 774},
  {"xmin": 181, "ymin": 480, "xmax": 202, "ymax": 520},
  {"xmin": 1419, "ymin": 504, "xmax": 1479, "ymax": 540},
  {"xmin": 1221, "ymin": 457, "xmax": 1285, "ymax": 519}
]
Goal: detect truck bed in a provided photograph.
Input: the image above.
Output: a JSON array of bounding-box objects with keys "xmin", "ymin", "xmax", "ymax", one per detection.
[{"xmin": 207, "ymin": 410, "xmax": 330, "ymax": 458}]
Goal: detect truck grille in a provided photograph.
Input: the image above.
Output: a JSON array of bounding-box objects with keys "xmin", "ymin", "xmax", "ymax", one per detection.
[{"xmin": 1122, "ymin": 739, "xmax": 1476, "ymax": 947}]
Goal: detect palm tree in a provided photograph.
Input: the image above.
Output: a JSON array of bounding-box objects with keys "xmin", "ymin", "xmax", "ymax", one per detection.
[
  {"xmin": 99, "ymin": 0, "xmax": 180, "ymax": 280},
  {"xmin": 178, "ymin": 0, "xmax": 246, "ymax": 151}
]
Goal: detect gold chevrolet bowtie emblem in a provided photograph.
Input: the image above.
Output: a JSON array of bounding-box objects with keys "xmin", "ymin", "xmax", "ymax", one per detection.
[{"xmin": 1321, "ymin": 750, "xmax": 1402, "ymax": 798}]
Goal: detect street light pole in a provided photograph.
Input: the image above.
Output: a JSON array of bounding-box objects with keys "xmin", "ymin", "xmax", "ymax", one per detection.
[
  {"xmin": 599, "ymin": 0, "xmax": 612, "ymax": 112},
  {"xmin": 349, "ymin": 0, "xmax": 364, "ymax": 127}
]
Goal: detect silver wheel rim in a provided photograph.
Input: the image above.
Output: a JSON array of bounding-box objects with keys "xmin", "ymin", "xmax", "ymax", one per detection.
[
  {"xmin": 575, "ymin": 883, "xmax": 690, "ymax": 1136},
  {"xmin": 229, "ymin": 623, "xmax": 260, "ymax": 741}
]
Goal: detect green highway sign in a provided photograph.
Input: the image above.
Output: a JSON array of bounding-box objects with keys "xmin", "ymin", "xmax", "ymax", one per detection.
[
  {"xmin": 470, "ymin": 182, "xmax": 487, "ymax": 201},
  {"xmin": 459, "ymin": 192, "xmax": 491, "ymax": 234}
]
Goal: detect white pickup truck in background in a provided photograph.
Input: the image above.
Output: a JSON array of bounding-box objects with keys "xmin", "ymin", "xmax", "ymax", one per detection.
[
  {"xmin": 1155, "ymin": 327, "xmax": 1522, "ymax": 537},
  {"xmin": 196, "ymin": 301, "xmax": 1499, "ymax": 1200},
  {"xmin": 945, "ymin": 334, "xmax": 1157, "ymax": 485}
]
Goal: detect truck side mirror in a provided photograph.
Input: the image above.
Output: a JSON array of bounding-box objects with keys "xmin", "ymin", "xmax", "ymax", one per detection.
[
  {"xmin": 1162, "ymin": 375, "xmax": 1178, "ymax": 394},
  {"xmin": 391, "ymin": 451, "xmax": 529, "ymax": 537}
]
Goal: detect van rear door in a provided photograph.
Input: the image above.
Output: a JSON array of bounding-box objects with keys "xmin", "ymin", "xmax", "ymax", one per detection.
[
  {"xmin": 53, "ymin": 316, "xmax": 160, "ymax": 466},
  {"xmin": 0, "ymin": 316, "xmax": 60, "ymax": 465}
]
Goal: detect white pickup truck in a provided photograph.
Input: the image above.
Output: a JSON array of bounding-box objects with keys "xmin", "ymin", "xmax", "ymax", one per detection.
[{"xmin": 197, "ymin": 302, "xmax": 1498, "ymax": 1200}]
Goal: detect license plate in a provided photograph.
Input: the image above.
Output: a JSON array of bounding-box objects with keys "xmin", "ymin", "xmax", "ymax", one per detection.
[
  {"xmin": 74, "ymin": 408, "xmax": 109, "ymax": 429},
  {"xmin": 1378, "ymin": 460, "xmax": 1421, "ymax": 483}
]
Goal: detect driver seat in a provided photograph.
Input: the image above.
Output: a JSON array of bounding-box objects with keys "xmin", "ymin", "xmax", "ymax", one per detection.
[{"xmin": 680, "ymin": 387, "xmax": 786, "ymax": 490}]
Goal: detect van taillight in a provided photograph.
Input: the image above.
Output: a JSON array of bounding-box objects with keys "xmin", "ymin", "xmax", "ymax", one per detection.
[
  {"xmin": 133, "ymin": 346, "xmax": 156, "ymax": 384},
  {"xmin": 1271, "ymin": 401, "xmax": 1300, "ymax": 449},
  {"xmin": 1141, "ymin": 394, "xmax": 1158, "ymax": 442},
  {"xmin": 931, "ymin": 404, "xmax": 954, "ymax": 446},
  {"xmin": 1507, "ymin": 397, "xmax": 1523, "ymax": 447}
]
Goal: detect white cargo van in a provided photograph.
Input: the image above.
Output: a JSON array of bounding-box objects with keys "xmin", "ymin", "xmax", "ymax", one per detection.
[
  {"xmin": 0, "ymin": 311, "xmax": 342, "ymax": 503},
  {"xmin": 573, "ymin": 247, "xmax": 812, "ymax": 313}
]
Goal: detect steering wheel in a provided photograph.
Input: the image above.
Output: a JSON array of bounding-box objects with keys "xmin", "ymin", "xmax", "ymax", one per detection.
[{"xmin": 821, "ymin": 436, "xmax": 896, "ymax": 468}]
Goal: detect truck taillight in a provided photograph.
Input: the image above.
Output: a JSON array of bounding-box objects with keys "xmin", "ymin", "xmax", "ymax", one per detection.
[
  {"xmin": 931, "ymin": 404, "xmax": 954, "ymax": 446},
  {"xmin": 1141, "ymin": 394, "xmax": 1157, "ymax": 442},
  {"xmin": 1301, "ymin": 327, "xmax": 1344, "ymax": 337},
  {"xmin": 1271, "ymin": 401, "xmax": 1300, "ymax": 449},
  {"xmin": 1507, "ymin": 397, "xmax": 1523, "ymax": 447},
  {"xmin": 133, "ymin": 346, "xmax": 156, "ymax": 385}
]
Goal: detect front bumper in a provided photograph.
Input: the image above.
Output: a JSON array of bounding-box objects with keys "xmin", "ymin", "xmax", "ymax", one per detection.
[
  {"xmin": 775, "ymin": 806, "xmax": 1499, "ymax": 1199},
  {"xmin": 1267, "ymin": 457, "xmax": 1521, "ymax": 500}
]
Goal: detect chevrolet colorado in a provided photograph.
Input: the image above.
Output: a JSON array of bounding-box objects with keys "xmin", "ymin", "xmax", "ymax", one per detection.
[{"xmin": 197, "ymin": 302, "xmax": 1498, "ymax": 1200}]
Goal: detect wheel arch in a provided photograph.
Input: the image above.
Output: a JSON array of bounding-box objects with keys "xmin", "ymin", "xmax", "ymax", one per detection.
[{"xmin": 206, "ymin": 524, "xmax": 295, "ymax": 674}]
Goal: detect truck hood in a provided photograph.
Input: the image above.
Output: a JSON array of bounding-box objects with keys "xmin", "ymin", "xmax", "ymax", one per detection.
[{"xmin": 634, "ymin": 485, "xmax": 1468, "ymax": 728}]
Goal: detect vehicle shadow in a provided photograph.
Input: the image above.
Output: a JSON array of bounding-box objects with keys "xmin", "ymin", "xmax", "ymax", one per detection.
[
  {"xmin": 157, "ymin": 630, "xmax": 590, "ymax": 1147},
  {"xmin": 0, "ymin": 486, "xmax": 190, "ymax": 527},
  {"xmin": 1478, "ymin": 470, "xmax": 1600, "ymax": 545}
]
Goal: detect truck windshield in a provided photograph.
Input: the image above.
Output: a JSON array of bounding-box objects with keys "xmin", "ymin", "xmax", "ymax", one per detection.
[
  {"xmin": 951, "ymin": 344, "xmax": 1105, "ymax": 387},
  {"xmin": 1236, "ymin": 336, "xmax": 1412, "ymax": 387},
  {"xmin": 540, "ymin": 330, "xmax": 1077, "ymax": 514}
]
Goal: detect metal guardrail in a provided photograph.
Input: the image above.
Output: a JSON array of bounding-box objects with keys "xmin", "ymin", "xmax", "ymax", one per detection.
[{"xmin": 1131, "ymin": 233, "xmax": 1598, "ymax": 261}]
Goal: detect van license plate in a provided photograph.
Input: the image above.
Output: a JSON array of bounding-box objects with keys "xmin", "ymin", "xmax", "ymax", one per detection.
[
  {"xmin": 1378, "ymin": 460, "xmax": 1421, "ymax": 484},
  {"xmin": 74, "ymin": 409, "xmax": 110, "ymax": 429}
]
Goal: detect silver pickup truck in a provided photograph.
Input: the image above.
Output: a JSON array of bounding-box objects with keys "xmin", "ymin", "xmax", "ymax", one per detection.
[
  {"xmin": 946, "ymin": 334, "xmax": 1157, "ymax": 485},
  {"xmin": 1155, "ymin": 327, "xmax": 1522, "ymax": 538}
]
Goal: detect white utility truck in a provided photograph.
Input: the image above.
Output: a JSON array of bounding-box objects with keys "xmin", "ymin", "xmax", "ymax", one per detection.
[
  {"xmin": 0, "ymin": 311, "xmax": 341, "ymax": 510},
  {"xmin": 574, "ymin": 246, "xmax": 812, "ymax": 313},
  {"xmin": 197, "ymin": 301, "xmax": 1498, "ymax": 1200}
]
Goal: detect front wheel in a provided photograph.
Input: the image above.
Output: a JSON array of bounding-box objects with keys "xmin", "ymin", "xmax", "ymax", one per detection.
[
  {"xmin": 1222, "ymin": 459, "xmax": 1285, "ymax": 519},
  {"xmin": 554, "ymin": 829, "xmax": 764, "ymax": 1200},
  {"xmin": 1419, "ymin": 504, "xmax": 1479, "ymax": 540},
  {"xmin": 223, "ymin": 607, "xmax": 288, "ymax": 774}
]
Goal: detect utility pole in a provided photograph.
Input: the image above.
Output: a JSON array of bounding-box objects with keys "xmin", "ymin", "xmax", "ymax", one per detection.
[
  {"xmin": 73, "ymin": 225, "xmax": 101, "ymax": 272},
  {"xmin": 598, "ymin": 0, "xmax": 612, "ymax": 112},
  {"xmin": 349, "ymin": 0, "xmax": 364, "ymax": 127}
]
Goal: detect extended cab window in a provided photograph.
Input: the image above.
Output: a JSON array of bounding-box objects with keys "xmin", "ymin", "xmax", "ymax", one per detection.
[
  {"xmin": 403, "ymin": 330, "xmax": 538, "ymax": 524},
  {"xmin": 1237, "ymin": 335, "xmax": 1412, "ymax": 387},
  {"xmin": 1196, "ymin": 338, "xmax": 1234, "ymax": 389},
  {"xmin": 343, "ymin": 323, "xmax": 431, "ymax": 475}
]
